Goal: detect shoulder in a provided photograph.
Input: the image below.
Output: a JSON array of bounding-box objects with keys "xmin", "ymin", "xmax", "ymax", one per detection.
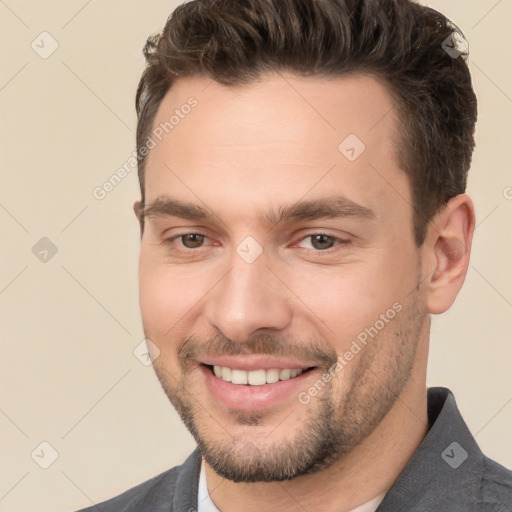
[
  {"xmin": 379, "ymin": 388, "xmax": 512, "ymax": 511},
  {"xmin": 74, "ymin": 466, "xmax": 180, "ymax": 512},
  {"xmin": 73, "ymin": 449, "xmax": 201, "ymax": 512},
  {"xmin": 479, "ymin": 455, "xmax": 512, "ymax": 510}
]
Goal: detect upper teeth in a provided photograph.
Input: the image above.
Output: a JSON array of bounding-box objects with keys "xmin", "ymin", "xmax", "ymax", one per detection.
[{"xmin": 213, "ymin": 366, "xmax": 304, "ymax": 386}]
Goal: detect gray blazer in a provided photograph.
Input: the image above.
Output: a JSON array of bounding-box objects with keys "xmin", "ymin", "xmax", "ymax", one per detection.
[{"xmin": 75, "ymin": 388, "xmax": 512, "ymax": 511}]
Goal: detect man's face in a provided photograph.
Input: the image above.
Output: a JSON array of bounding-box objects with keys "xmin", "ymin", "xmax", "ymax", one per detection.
[{"xmin": 137, "ymin": 73, "xmax": 429, "ymax": 482}]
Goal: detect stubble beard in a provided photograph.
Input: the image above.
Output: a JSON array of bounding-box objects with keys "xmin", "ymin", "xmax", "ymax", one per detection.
[{"xmin": 151, "ymin": 281, "xmax": 426, "ymax": 483}]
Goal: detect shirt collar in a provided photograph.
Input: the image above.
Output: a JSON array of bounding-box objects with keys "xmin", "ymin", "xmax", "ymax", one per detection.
[{"xmin": 377, "ymin": 387, "xmax": 484, "ymax": 511}]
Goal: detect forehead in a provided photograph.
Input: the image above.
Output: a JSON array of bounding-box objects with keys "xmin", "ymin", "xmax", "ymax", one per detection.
[
  {"xmin": 149, "ymin": 72, "xmax": 398, "ymax": 153},
  {"xmin": 143, "ymin": 73, "xmax": 410, "ymax": 229}
]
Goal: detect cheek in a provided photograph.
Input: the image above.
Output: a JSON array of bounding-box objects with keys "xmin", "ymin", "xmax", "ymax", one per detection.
[
  {"xmin": 138, "ymin": 257, "xmax": 191, "ymax": 335},
  {"xmin": 138, "ymin": 262, "xmax": 196, "ymax": 374},
  {"xmin": 138, "ymin": 252, "xmax": 221, "ymax": 337},
  {"xmin": 284, "ymin": 257, "xmax": 412, "ymax": 346}
]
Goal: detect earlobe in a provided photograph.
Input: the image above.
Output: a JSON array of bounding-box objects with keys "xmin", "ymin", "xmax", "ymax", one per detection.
[
  {"xmin": 133, "ymin": 200, "xmax": 144, "ymax": 236},
  {"xmin": 424, "ymin": 194, "xmax": 475, "ymax": 315},
  {"xmin": 133, "ymin": 200, "xmax": 143, "ymax": 221}
]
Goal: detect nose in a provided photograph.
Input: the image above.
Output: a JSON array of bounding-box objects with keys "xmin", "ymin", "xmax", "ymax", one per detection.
[{"xmin": 203, "ymin": 251, "xmax": 294, "ymax": 342}]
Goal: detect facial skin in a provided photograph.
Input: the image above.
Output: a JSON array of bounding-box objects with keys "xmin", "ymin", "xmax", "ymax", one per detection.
[{"xmin": 135, "ymin": 73, "xmax": 475, "ymax": 512}]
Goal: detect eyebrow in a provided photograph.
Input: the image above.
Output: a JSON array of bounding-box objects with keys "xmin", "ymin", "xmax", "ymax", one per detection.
[{"xmin": 143, "ymin": 195, "xmax": 376, "ymax": 228}]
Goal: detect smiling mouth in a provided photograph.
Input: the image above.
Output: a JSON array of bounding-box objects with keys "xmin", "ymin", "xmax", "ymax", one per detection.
[{"xmin": 204, "ymin": 364, "xmax": 316, "ymax": 386}]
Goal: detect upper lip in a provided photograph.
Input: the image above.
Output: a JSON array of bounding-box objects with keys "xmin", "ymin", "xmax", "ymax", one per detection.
[{"xmin": 200, "ymin": 356, "xmax": 316, "ymax": 372}]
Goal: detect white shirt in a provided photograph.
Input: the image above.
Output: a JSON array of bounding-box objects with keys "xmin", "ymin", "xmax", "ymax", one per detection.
[
  {"xmin": 197, "ymin": 461, "xmax": 386, "ymax": 512},
  {"xmin": 197, "ymin": 461, "xmax": 221, "ymax": 512}
]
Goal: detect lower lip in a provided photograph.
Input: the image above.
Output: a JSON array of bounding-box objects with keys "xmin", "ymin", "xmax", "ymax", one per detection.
[{"xmin": 200, "ymin": 364, "xmax": 316, "ymax": 412}]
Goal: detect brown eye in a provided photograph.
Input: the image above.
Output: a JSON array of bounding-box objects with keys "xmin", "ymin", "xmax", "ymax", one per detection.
[
  {"xmin": 309, "ymin": 234, "xmax": 337, "ymax": 250},
  {"xmin": 180, "ymin": 233, "xmax": 205, "ymax": 248}
]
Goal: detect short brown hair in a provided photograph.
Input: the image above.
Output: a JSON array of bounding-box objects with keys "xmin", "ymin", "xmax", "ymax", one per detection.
[{"xmin": 135, "ymin": 0, "xmax": 477, "ymax": 246}]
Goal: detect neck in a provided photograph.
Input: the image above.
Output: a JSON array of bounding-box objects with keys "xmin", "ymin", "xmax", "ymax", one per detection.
[{"xmin": 205, "ymin": 335, "xmax": 430, "ymax": 512}]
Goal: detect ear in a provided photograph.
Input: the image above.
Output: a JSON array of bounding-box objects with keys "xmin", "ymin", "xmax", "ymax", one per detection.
[
  {"xmin": 133, "ymin": 200, "xmax": 144, "ymax": 237},
  {"xmin": 423, "ymin": 194, "xmax": 475, "ymax": 315}
]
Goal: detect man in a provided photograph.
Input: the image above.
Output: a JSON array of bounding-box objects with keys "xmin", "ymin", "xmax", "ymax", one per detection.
[{"xmin": 78, "ymin": 0, "xmax": 512, "ymax": 510}]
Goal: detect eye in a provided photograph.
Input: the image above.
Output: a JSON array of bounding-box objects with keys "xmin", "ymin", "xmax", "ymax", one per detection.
[
  {"xmin": 168, "ymin": 232, "xmax": 209, "ymax": 249},
  {"xmin": 296, "ymin": 233, "xmax": 349, "ymax": 251}
]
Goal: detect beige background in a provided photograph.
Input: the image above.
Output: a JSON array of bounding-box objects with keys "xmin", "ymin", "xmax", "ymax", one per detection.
[{"xmin": 0, "ymin": 1, "xmax": 511, "ymax": 511}]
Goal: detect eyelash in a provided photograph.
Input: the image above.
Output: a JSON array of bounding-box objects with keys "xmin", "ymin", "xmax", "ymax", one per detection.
[
  {"xmin": 296, "ymin": 232, "xmax": 351, "ymax": 251},
  {"xmin": 164, "ymin": 232, "xmax": 350, "ymax": 252}
]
